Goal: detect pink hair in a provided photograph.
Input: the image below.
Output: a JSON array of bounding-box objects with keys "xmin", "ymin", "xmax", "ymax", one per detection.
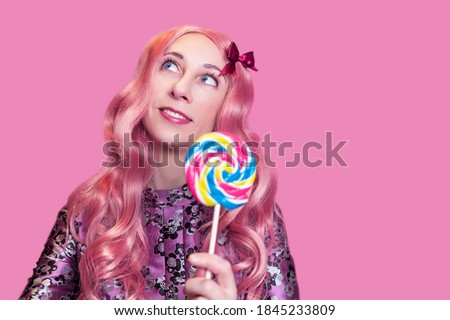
[{"xmin": 67, "ymin": 25, "xmax": 280, "ymax": 300}]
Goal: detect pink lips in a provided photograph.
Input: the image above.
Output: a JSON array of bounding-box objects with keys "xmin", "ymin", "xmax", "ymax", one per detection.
[{"xmin": 159, "ymin": 107, "xmax": 192, "ymax": 124}]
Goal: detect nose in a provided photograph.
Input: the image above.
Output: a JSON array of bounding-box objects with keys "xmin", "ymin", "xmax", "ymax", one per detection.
[{"xmin": 170, "ymin": 76, "xmax": 192, "ymax": 103}]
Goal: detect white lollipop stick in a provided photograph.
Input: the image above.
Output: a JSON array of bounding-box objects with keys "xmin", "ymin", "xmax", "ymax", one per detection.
[{"xmin": 205, "ymin": 204, "xmax": 221, "ymax": 279}]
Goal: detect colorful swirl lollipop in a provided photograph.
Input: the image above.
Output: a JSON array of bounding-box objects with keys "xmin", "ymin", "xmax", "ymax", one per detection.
[
  {"xmin": 185, "ymin": 131, "xmax": 256, "ymax": 279},
  {"xmin": 185, "ymin": 131, "xmax": 256, "ymax": 210}
]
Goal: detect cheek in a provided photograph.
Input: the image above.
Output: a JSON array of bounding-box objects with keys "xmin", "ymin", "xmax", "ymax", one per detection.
[
  {"xmin": 203, "ymin": 91, "xmax": 225, "ymax": 112},
  {"xmin": 202, "ymin": 113, "xmax": 218, "ymax": 128},
  {"xmin": 199, "ymin": 96, "xmax": 223, "ymax": 122}
]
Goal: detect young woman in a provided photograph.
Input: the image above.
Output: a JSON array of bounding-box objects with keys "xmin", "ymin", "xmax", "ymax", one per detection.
[{"xmin": 20, "ymin": 25, "xmax": 299, "ymax": 300}]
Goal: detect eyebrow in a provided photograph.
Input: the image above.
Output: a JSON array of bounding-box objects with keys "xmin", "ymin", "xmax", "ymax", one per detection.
[{"xmin": 164, "ymin": 51, "xmax": 222, "ymax": 73}]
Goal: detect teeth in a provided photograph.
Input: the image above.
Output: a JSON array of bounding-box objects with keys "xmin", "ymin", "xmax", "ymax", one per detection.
[{"xmin": 163, "ymin": 109, "xmax": 188, "ymax": 120}]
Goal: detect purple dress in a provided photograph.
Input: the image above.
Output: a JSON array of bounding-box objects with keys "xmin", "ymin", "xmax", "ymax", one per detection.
[{"xmin": 20, "ymin": 184, "xmax": 299, "ymax": 300}]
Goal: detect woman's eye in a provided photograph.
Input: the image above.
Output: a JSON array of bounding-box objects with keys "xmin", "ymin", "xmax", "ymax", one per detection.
[
  {"xmin": 162, "ymin": 61, "xmax": 178, "ymax": 72},
  {"xmin": 200, "ymin": 75, "xmax": 218, "ymax": 87}
]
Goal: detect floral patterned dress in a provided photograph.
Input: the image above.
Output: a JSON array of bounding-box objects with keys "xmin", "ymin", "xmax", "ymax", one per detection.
[{"xmin": 20, "ymin": 184, "xmax": 299, "ymax": 300}]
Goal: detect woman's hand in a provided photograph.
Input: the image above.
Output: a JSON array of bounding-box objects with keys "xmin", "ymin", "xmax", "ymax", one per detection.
[{"xmin": 184, "ymin": 252, "xmax": 237, "ymax": 300}]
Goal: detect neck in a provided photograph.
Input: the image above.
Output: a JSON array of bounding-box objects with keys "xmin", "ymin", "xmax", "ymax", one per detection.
[{"xmin": 147, "ymin": 143, "xmax": 187, "ymax": 190}]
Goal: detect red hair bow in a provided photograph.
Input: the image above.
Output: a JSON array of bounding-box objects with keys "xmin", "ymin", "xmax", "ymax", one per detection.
[{"xmin": 219, "ymin": 42, "xmax": 258, "ymax": 76}]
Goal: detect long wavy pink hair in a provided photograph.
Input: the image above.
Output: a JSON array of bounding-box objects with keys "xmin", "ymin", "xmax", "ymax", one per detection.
[{"xmin": 67, "ymin": 25, "xmax": 280, "ymax": 300}]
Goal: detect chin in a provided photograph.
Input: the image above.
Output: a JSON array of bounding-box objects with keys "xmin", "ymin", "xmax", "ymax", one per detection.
[{"xmin": 152, "ymin": 131, "xmax": 195, "ymax": 147}]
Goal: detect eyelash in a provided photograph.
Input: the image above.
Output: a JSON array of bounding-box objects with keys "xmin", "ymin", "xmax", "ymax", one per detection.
[
  {"xmin": 201, "ymin": 72, "xmax": 219, "ymax": 86},
  {"xmin": 161, "ymin": 57, "xmax": 179, "ymax": 70},
  {"xmin": 161, "ymin": 58, "xmax": 219, "ymax": 87}
]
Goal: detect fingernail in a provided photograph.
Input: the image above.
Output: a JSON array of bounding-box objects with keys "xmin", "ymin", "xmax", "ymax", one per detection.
[{"xmin": 188, "ymin": 254, "xmax": 198, "ymax": 263}]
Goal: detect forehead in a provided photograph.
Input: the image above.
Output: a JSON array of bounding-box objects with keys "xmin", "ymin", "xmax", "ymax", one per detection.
[{"xmin": 166, "ymin": 33, "xmax": 226, "ymax": 67}]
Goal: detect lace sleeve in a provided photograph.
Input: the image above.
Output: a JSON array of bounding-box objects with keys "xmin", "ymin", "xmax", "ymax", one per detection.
[{"xmin": 19, "ymin": 207, "xmax": 81, "ymax": 300}]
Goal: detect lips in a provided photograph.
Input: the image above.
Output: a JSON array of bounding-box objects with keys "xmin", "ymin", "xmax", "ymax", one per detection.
[
  {"xmin": 158, "ymin": 106, "xmax": 192, "ymax": 124},
  {"xmin": 159, "ymin": 107, "xmax": 192, "ymax": 120}
]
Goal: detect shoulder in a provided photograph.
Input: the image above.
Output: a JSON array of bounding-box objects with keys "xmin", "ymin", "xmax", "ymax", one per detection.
[
  {"xmin": 19, "ymin": 206, "xmax": 82, "ymax": 300},
  {"xmin": 266, "ymin": 203, "xmax": 289, "ymax": 247}
]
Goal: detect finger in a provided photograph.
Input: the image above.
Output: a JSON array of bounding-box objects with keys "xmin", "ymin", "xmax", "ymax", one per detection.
[
  {"xmin": 188, "ymin": 253, "xmax": 237, "ymax": 293},
  {"xmin": 194, "ymin": 267, "xmax": 206, "ymax": 278},
  {"xmin": 184, "ymin": 277, "xmax": 226, "ymax": 300},
  {"xmin": 189, "ymin": 295, "xmax": 208, "ymax": 300}
]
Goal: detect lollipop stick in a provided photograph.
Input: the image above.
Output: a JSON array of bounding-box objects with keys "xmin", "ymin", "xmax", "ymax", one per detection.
[{"xmin": 205, "ymin": 204, "xmax": 220, "ymax": 279}]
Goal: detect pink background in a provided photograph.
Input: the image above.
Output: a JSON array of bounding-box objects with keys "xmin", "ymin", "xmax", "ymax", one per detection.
[{"xmin": 1, "ymin": 0, "xmax": 449, "ymax": 299}]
